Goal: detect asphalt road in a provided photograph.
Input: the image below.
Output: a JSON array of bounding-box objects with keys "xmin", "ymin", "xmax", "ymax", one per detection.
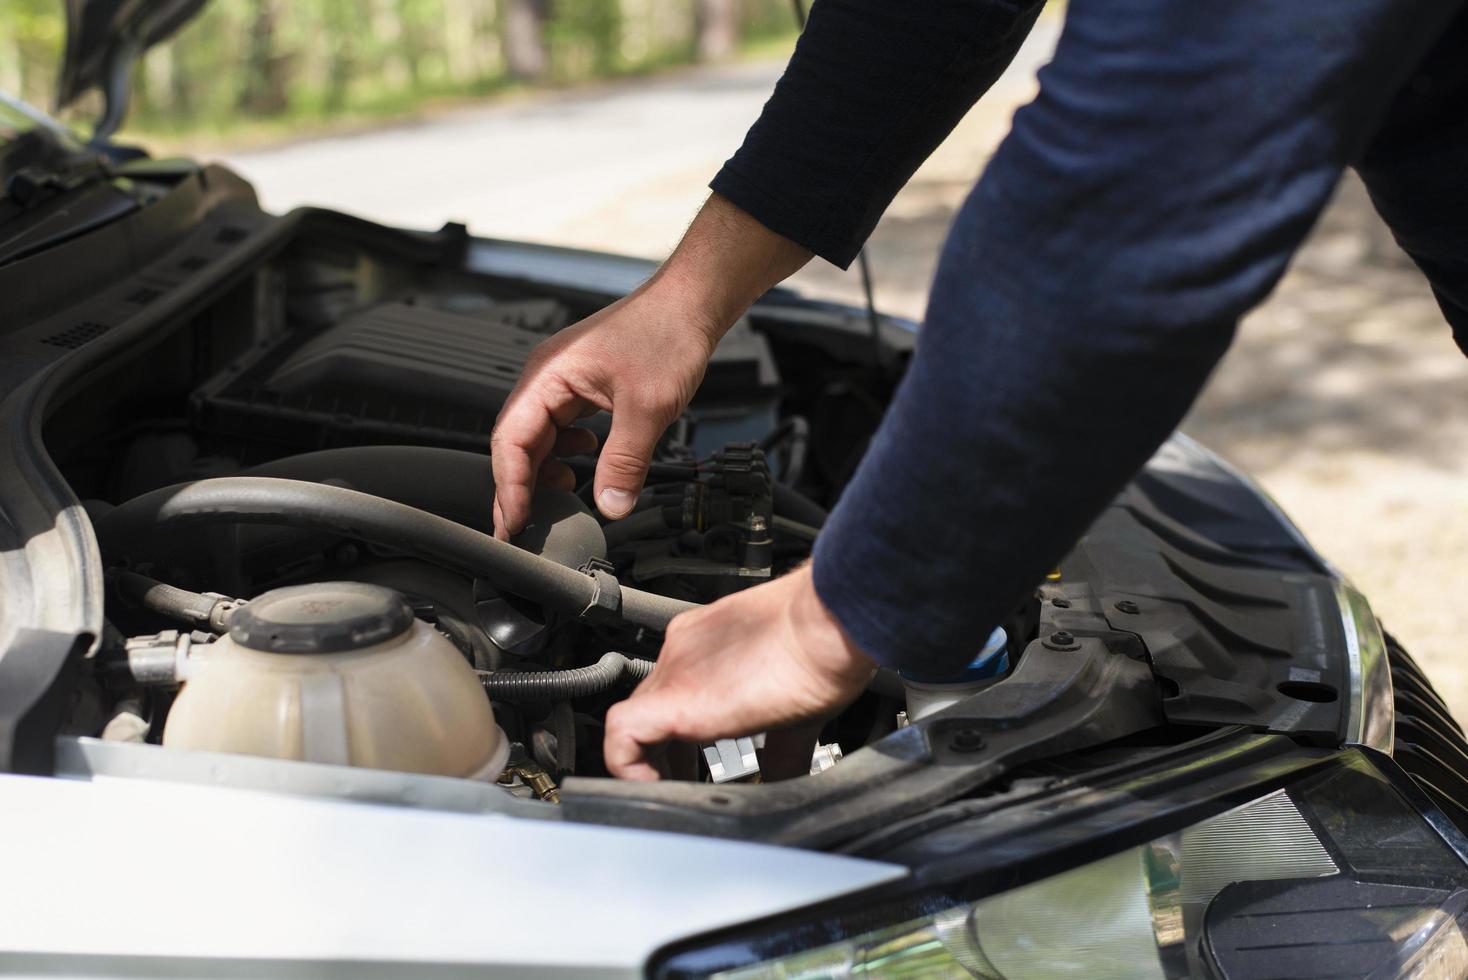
[{"xmin": 219, "ymin": 17, "xmax": 1468, "ymax": 718}]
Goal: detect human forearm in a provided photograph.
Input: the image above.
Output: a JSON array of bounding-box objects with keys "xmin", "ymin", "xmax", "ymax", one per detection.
[{"xmin": 640, "ymin": 192, "xmax": 813, "ymax": 341}]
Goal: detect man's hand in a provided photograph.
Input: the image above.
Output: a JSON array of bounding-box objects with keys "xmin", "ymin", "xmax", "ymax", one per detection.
[
  {"xmin": 490, "ymin": 193, "xmax": 812, "ymax": 538},
  {"xmin": 489, "ymin": 284, "xmax": 718, "ymax": 537},
  {"xmin": 604, "ymin": 564, "xmax": 875, "ymax": 781}
]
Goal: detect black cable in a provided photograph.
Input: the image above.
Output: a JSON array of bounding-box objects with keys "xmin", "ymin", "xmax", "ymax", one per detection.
[
  {"xmin": 552, "ymin": 700, "xmax": 577, "ymax": 773},
  {"xmin": 771, "ymin": 515, "xmax": 821, "ymax": 542},
  {"xmin": 479, "ymin": 652, "xmax": 655, "ymax": 701},
  {"xmin": 773, "ymin": 482, "xmax": 828, "ymax": 527},
  {"xmin": 790, "ymin": 0, "xmax": 885, "ymax": 372},
  {"xmin": 577, "ymin": 462, "xmax": 699, "ymax": 508},
  {"xmin": 759, "ymin": 415, "xmax": 811, "ymax": 485}
]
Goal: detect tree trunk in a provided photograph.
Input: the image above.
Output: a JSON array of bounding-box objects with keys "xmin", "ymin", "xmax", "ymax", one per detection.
[
  {"xmin": 240, "ymin": 0, "xmax": 291, "ymax": 115},
  {"xmin": 504, "ymin": 0, "xmax": 551, "ymax": 81},
  {"xmin": 694, "ymin": 0, "xmax": 741, "ymax": 62}
]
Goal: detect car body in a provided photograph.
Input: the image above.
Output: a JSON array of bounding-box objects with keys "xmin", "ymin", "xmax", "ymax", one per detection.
[{"xmin": 2, "ymin": 8, "xmax": 1468, "ymax": 978}]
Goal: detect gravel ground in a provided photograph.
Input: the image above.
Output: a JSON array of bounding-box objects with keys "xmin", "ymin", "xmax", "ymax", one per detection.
[{"xmin": 220, "ymin": 17, "xmax": 1467, "ymax": 717}]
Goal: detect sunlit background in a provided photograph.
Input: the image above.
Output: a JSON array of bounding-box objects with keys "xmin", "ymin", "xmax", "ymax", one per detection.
[{"xmin": 3, "ymin": 0, "xmax": 1465, "ymax": 714}]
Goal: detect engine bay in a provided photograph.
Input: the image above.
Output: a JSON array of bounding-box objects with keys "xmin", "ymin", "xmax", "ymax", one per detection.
[
  {"xmin": 44, "ymin": 207, "xmax": 979, "ymax": 803},
  {"xmin": 87, "ymin": 438, "xmax": 891, "ymax": 797},
  {"xmin": 24, "ymin": 197, "xmax": 1353, "ymax": 847}
]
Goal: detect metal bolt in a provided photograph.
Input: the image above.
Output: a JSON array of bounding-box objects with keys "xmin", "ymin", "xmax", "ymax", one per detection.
[
  {"xmin": 948, "ymin": 728, "xmax": 986, "ymax": 753},
  {"xmin": 1044, "ymin": 630, "xmax": 1080, "ymax": 651},
  {"xmin": 1115, "ymin": 600, "xmax": 1140, "ymax": 615}
]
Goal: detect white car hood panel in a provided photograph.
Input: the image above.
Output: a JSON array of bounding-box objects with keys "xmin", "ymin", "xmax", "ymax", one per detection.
[{"xmin": 0, "ymin": 763, "xmax": 905, "ymax": 978}]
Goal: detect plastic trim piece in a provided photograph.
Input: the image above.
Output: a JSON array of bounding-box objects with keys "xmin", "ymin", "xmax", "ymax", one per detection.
[
  {"xmin": 1166, "ymin": 433, "xmax": 1335, "ymax": 575},
  {"xmin": 0, "ymin": 631, "xmax": 91, "ymax": 774},
  {"xmin": 1162, "ymin": 433, "xmax": 1395, "ymax": 753},
  {"xmin": 561, "ymin": 639, "xmax": 1164, "ymax": 848},
  {"xmin": 1337, "ymin": 579, "xmax": 1394, "ymax": 753}
]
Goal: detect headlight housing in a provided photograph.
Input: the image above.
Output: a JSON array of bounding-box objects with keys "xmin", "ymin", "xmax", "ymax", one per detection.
[{"xmin": 656, "ymin": 755, "xmax": 1468, "ymax": 979}]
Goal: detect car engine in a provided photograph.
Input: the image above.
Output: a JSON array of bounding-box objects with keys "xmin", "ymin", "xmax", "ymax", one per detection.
[
  {"xmin": 91, "ymin": 435, "xmax": 846, "ymax": 797},
  {"xmin": 55, "ymin": 222, "xmax": 963, "ymax": 800}
]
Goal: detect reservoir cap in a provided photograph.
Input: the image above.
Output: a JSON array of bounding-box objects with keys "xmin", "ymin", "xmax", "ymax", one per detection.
[{"xmin": 230, "ymin": 582, "xmax": 414, "ymax": 653}]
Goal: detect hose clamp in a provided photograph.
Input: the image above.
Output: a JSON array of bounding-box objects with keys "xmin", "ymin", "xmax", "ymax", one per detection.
[{"xmin": 578, "ymin": 559, "xmax": 623, "ymax": 625}]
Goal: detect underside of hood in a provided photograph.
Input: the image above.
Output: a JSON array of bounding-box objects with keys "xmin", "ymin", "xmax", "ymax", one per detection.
[{"xmin": 56, "ymin": 0, "xmax": 208, "ymax": 137}]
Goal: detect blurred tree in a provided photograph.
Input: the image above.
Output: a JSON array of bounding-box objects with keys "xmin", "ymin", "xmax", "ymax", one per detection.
[
  {"xmin": 0, "ymin": 0, "xmax": 65, "ymax": 107},
  {"xmin": 442, "ymin": 0, "xmax": 478, "ymax": 81},
  {"xmin": 0, "ymin": 0, "xmax": 799, "ymax": 135},
  {"xmin": 239, "ymin": 0, "xmax": 291, "ymax": 115},
  {"xmin": 547, "ymin": 0, "xmax": 620, "ymax": 81},
  {"xmin": 504, "ymin": 0, "xmax": 551, "ymax": 80},
  {"xmin": 695, "ymin": 0, "xmax": 739, "ymax": 61},
  {"xmin": 320, "ymin": 0, "xmax": 362, "ymax": 113}
]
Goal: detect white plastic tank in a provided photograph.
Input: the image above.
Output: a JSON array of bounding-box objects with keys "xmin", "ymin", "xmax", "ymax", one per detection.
[{"xmin": 164, "ymin": 582, "xmax": 509, "ymax": 781}]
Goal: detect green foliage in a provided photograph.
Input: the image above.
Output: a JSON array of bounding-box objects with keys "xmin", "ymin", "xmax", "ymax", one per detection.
[
  {"xmin": 0, "ymin": 0, "xmax": 67, "ymax": 108},
  {"xmin": 0, "ymin": 0, "xmax": 798, "ymax": 141},
  {"xmin": 547, "ymin": 0, "xmax": 623, "ymax": 81}
]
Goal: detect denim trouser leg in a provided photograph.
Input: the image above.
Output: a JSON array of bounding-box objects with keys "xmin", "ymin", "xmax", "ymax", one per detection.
[{"xmin": 814, "ymin": 0, "xmax": 1467, "ymax": 674}]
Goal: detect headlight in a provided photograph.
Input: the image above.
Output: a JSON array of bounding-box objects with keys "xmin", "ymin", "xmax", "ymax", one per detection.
[{"xmin": 656, "ymin": 756, "xmax": 1468, "ymax": 979}]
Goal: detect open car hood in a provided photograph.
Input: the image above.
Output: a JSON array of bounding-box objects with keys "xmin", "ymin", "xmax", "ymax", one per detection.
[{"xmin": 56, "ymin": 0, "xmax": 208, "ymax": 137}]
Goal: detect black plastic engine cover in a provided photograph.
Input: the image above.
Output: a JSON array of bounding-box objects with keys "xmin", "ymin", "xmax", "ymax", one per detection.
[{"xmin": 1045, "ymin": 465, "xmax": 1349, "ymax": 743}]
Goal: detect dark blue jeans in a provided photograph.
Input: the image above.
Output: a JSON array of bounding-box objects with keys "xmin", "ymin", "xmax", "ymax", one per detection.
[{"xmin": 814, "ymin": 0, "xmax": 1468, "ymax": 675}]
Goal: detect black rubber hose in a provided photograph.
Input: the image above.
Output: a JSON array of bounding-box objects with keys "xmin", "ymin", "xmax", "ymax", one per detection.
[
  {"xmin": 480, "ymin": 652, "xmax": 655, "ymax": 701},
  {"xmin": 97, "ymin": 447, "xmax": 606, "ymax": 596},
  {"xmin": 94, "ymin": 477, "xmax": 696, "ymax": 632},
  {"xmin": 551, "ymin": 700, "xmax": 577, "ymax": 773},
  {"xmin": 772, "ymin": 483, "xmax": 828, "ymax": 528},
  {"xmin": 771, "ymin": 515, "xmax": 821, "ymax": 543},
  {"xmin": 603, "ymin": 507, "xmax": 679, "ymax": 549},
  {"xmin": 760, "ymin": 415, "xmax": 811, "ymax": 486},
  {"xmin": 109, "ymin": 568, "xmax": 242, "ymax": 633},
  {"xmin": 576, "ymin": 461, "xmax": 699, "ymax": 508},
  {"xmin": 235, "ymin": 446, "xmax": 608, "ymax": 571}
]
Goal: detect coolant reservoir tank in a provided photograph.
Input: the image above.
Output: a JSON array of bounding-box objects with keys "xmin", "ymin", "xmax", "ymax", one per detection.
[{"xmin": 163, "ymin": 582, "xmax": 508, "ymax": 780}]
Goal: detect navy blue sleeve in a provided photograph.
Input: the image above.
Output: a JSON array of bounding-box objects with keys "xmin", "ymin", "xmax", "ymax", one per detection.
[
  {"xmin": 710, "ymin": 0, "xmax": 1045, "ymax": 270},
  {"xmin": 812, "ymin": 0, "xmax": 1461, "ymax": 675},
  {"xmin": 1355, "ymin": 11, "xmax": 1468, "ymax": 358}
]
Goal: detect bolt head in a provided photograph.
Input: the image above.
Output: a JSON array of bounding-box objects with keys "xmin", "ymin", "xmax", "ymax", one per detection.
[
  {"xmin": 948, "ymin": 728, "xmax": 986, "ymax": 753},
  {"xmin": 1043, "ymin": 630, "xmax": 1080, "ymax": 651}
]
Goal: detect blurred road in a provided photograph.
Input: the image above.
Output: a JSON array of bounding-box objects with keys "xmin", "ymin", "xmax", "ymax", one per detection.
[{"xmin": 220, "ymin": 16, "xmax": 1468, "ymax": 716}]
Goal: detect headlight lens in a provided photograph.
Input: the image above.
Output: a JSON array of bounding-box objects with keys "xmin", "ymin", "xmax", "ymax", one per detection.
[{"xmin": 658, "ymin": 757, "xmax": 1468, "ymax": 979}]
